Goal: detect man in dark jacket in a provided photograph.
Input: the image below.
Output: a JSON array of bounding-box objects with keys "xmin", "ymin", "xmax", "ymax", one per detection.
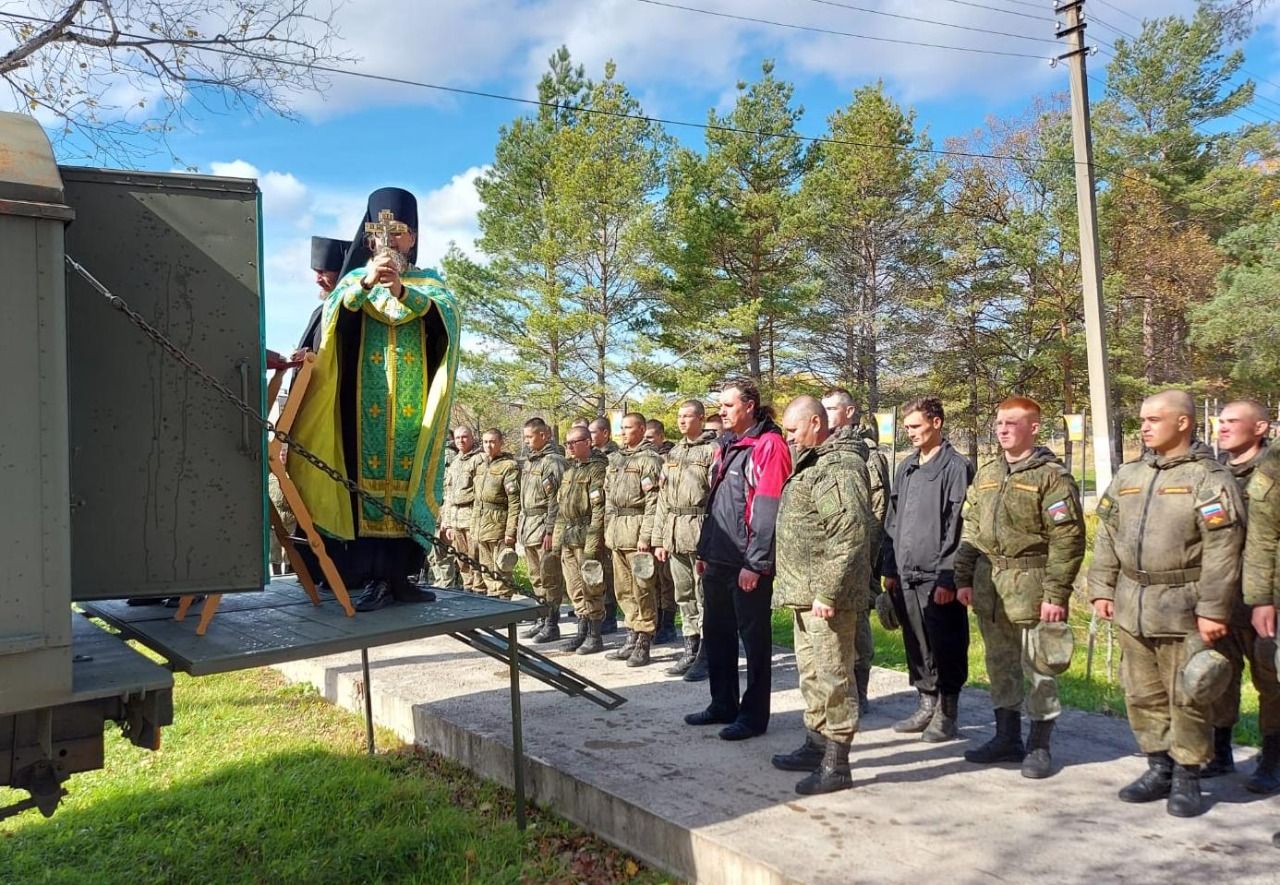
[
  {"xmin": 882, "ymin": 396, "xmax": 974, "ymax": 742},
  {"xmin": 687, "ymin": 377, "xmax": 793, "ymax": 741}
]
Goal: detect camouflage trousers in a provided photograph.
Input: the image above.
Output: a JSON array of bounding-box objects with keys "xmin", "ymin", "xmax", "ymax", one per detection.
[
  {"xmin": 601, "ymin": 551, "xmax": 618, "ymax": 616},
  {"xmin": 793, "ymin": 606, "xmax": 860, "ymax": 743},
  {"xmin": 523, "ymin": 543, "xmax": 564, "ymax": 608},
  {"xmin": 475, "ymin": 539, "xmax": 513, "ymax": 599},
  {"xmin": 451, "ymin": 525, "xmax": 483, "ymax": 592},
  {"xmin": 612, "ymin": 548, "xmax": 657, "ymax": 635},
  {"xmin": 855, "ymin": 543, "xmax": 880, "ymax": 677},
  {"xmin": 657, "ymin": 558, "xmax": 676, "ymax": 612},
  {"xmin": 560, "ymin": 546, "xmax": 604, "ymax": 621},
  {"xmin": 669, "ymin": 552, "xmax": 703, "ymax": 637},
  {"xmin": 267, "ymin": 473, "xmax": 297, "ymax": 572},
  {"xmin": 972, "ymin": 565, "xmax": 1060, "ymax": 720},
  {"xmin": 427, "ymin": 534, "xmax": 459, "ymax": 588},
  {"xmin": 1210, "ymin": 604, "xmax": 1280, "ymax": 735},
  {"xmin": 1118, "ymin": 629, "xmax": 1212, "ymax": 766}
]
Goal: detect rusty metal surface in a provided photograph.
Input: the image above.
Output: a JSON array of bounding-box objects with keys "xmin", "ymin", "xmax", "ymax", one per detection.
[{"xmin": 0, "ymin": 112, "xmax": 65, "ymax": 208}]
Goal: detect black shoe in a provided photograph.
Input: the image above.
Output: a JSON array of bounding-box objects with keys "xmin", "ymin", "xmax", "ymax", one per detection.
[
  {"xmin": 666, "ymin": 636, "xmax": 700, "ymax": 676},
  {"xmin": 606, "ymin": 630, "xmax": 637, "ymax": 661},
  {"xmin": 772, "ymin": 730, "xmax": 828, "ymax": 772},
  {"xmin": 532, "ymin": 610, "xmax": 561, "ymax": 644},
  {"xmin": 566, "ymin": 616, "xmax": 589, "ymax": 652},
  {"xmin": 965, "ymin": 708, "xmax": 1025, "ymax": 764},
  {"xmin": 521, "ymin": 617, "xmax": 545, "ymax": 639},
  {"xmin": 126, "ymin": 597, "xmax": 165, "ymax": 606},
  {"xmin": 719, "ymin": 722, "xmax": 762, "ymax": 741},
  {"xmin": 685, "ymin": 707, "xmax": 736, "ymax": 727},
  {"xmin": 921, "ymin": 693, "xmax": 959, "ymax": 743},
  {"xmin": 601, "ymin": 590, "xmax": 619, "ymax": 634},
  {"xmin": 390, "ymin": 579, "xmax": 436, "ymax": 604},
  {"xmin": 1021, "ymin": 719, "xmax": 1055, "ymax": 779},
  {"xmin": 1167, "ymin": 763, "xmax": 1204, "ymax": 818},
  {"xmin": 576, "ymin": 618, "xmax": 604, "ymax": 656},
  {"xmin": 893, "ymin": 692, "xmax": 938, "ymax": 734},
  {"xmin": 855, "ymin": 667, "xmax": 871, "ymax": 713},
  {"xmin": 1248, "ymin": 734, "xmax": 1280, "ymax": 795},
  {"xmin": 795, "ymin": 740, "xmax": 853, "ymax": 795},
  {"xmin": 626, "ymin": 633, "xmax": 653, "ymax": 667},
  {"xmin": 654, "ymin": 609, "xmax": 678, "ymax": 644},
  {"xmin": 354, "ymin": 581, "xmax": 395, "ymax": 612},
  {"xmin": 1201, "ymin": 726, "xmax": 1235, "ymax": 778},
  {"xmin": 1119, "ymin": 752, "xmax": 1173, "ymax": 803},
  {"xmin": 683, "ymin": 641, "xmax": 709, "ymax": 682}
]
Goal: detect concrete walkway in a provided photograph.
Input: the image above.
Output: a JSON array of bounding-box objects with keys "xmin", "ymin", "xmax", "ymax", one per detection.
[{"xmin": 276, "ymin": 621, "xmax": 1280, "ymax": 884}]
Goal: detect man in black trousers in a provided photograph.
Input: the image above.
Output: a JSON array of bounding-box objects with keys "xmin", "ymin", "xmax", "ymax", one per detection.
[
  {"xmin": 881, "ymin": 396, "xmax": 973, "ymax": 742},
  {"xmin": 685, "ymin": 377, "xmax": 793, "ymax": 741}
]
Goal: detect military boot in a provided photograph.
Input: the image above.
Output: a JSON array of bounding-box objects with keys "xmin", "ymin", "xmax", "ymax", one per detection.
[
  {"xmin": 893, "ymin": 692, "xmax": 938, "ymax": 734},
  {"xmin": 1201, "ymin": 726, "xmax": 1235, "ymax": 778},
  {"xmin": 627, "ymin": 633, "xmax": 653, "ymax": 667},
  {"xmin": 666, "ymin": 636, "xmax": 699, "ymax": 676},
  {"xmin": 654, "ymin": 609, "xmax": 678, "ymax": 644},
  {"xmin": 521, "ymin": 616, "xmax": 545, "ymax": 640},
  {"xmin": 532, "ymin": 609, "xmax": 561, "ymax": 644},
  {"xmin": 576, "ymin": 618, "xmax": 604, "ymax": 656},
  {"xmin": 921, "ymin": 693, "xmax": 959, "ymax": 743},
  {"xmin": 964, "ymin": 708, "xmax": 1025, "ymax": 764},
  {"xmin": 771, "ymin": 730, "xmax": 827, "ymax": 772},
  {"xmin": 1246, "ymin": 733, "xmax": 1280, "ymax": 794},
  {"xmin": 566, "ymin": 616, "xmax": 590, "ymax": 653},
  {"xmin": 601, "ymin": 589, "xmax": 619, "ymax": 635},
  {"xmin": 794, "ymin": 740, "xmax": 853, "ymax": 795},
  {"xmin": 1021, "ymin": 719, "xmax": 1055, "ymax": 779},
  {"xmin": 606, "ymin": 629, "xmax": 637, "ymax": 661},
  {"xmin": 854, "ymin": 667, "xmax": 871, "ymax": 713},
  {"xmin": 1118, "ymin": 752, "xmax": 1173, "ymax": 803},
  {"xmin": 683, "ymin": 639, "xmax": 709, "ymax": 682},
  {"xmin": 1167, "ymin": 763, "xmax": 1204, "ymax": 818}
]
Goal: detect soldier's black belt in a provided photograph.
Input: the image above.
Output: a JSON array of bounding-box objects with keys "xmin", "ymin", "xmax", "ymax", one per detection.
[
  {"xmin": 989, "ymin": 554, "xmax": 1048, "ymax": 569},
  {"xmin": 614, "ymin": 507, "xmax": 646, "ymax": 516},
  {"xmin": 1122, "ymin": 566, "xmax": 1202, "ymax": 586},
  {"xmin": 669, "ymin": 506, "xmax": 705, "ymax": 516}
]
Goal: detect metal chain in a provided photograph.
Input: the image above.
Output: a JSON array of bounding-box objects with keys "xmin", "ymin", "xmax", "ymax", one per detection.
[{"xmin": 64, "ymin": 256, "xmax": 524, "ymax": 597}]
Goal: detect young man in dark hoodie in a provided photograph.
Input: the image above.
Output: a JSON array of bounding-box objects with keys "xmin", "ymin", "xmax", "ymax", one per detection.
[
  {"xmin": 881, "ymin": 395, "xmax": 973, "ymax": 742},
  {"xmin": 687, "ymin": 377, "xmax": 792, "ymax": 741}
]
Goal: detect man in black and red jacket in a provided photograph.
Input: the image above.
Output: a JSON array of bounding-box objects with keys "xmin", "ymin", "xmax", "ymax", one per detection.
[{"xmin": 687, "ymin": 377, "xmax": 793, "ymax": 741}]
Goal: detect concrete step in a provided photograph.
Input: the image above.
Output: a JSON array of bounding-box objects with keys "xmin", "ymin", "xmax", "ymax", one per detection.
[{"xmin": 276, "ymin": 625, "xmax": 1279, "ymax": 884}]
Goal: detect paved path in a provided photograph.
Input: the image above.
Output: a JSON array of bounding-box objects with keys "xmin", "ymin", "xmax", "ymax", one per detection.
[{"xmin": 276, "ymin": 622, "xmax": 1280, "ymax": 884}]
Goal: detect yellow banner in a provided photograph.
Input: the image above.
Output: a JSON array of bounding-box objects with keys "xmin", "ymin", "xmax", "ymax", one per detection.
[
  {"xmin": 875, "ymin": 411, "xmax": 895, "ymax": 446},
  {"xmin": 1063, "ymin": 414, "xmax": 1085, "ymax": 442}
]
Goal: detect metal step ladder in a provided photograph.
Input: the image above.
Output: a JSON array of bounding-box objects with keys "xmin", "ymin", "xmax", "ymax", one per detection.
[{"xmin": 450, "ymin": 628, "xmax": 626, "ymax": 710}]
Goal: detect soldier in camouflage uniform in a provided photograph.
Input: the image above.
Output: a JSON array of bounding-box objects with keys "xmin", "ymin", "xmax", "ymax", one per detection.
[
  {"xmin": 554, "ymin": 427, "xmax": 609, "ymax": 655},
  {"xmin": 590, "ymin": 417, "xmax": 621, "ymax": 634},
  {"xmin": 427, "ymin": 439, "xmax": 460, "ymax": 586},
  {"xmin": 653, "ymin": 400, "xmax": 717, "ymax": 680},
  {"xmin": 604, "ymin": 412, "xmax": 664, "ymax": 667},
  {"xmin": 519, "ymin": 418, "xmax": 567, "ymax": 643},
  {"xmin": 770, "ymin": 396, "xmax": 873, "ymax": 795},
  {"xmin": 646, "ymin": 418, "xmax": 679, "ymax": 644},
  {"xmin": 823, "ymin": 388, "xmax": 889, "ymax": 711},
  {"xmin": 441, "ymin": 426, "xmax": 483, "ymax": 592},
  {"xmin": 473, "ymin": 428, "xmax": 521, "ymax": 598},
  {"xmin": 955, "ymin": 398, "xmax": 1084, "ymax": 779},
  {"xmin": 1089, "ymin": 390, "xmax": 1245, "ymax": 818}
]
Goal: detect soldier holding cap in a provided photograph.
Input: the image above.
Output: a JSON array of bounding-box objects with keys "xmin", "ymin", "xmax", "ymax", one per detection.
[
  {"xmin": 472, "ymin": 428, "xmax": 521, "ymax": 599},
  {"xmin": 956, "ymin": 397, "xmax": 1085, "ymax": 780},
  {"xmin": 441, "ymin": 426, "xmax": 484, "ymax": 592},
  {"xmin": 604, "ymin": 412, "xmax": 664, "ymax": 667},
  {"xmin": 519, "ymin": 418, "xmax": 567, "ymax": 641},
  {"xmin": 554, "ymin": 427, "xmax": 610, "ymax": 655},
  {"xmin": 1089, "ymin": 389, "xmax": 1245, "ymax": 818}
]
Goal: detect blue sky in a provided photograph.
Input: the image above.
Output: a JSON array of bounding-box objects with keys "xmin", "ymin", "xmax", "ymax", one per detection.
[{"xmin": 9, "ymin": 0, "xmax": 1280, "ymax": 350}]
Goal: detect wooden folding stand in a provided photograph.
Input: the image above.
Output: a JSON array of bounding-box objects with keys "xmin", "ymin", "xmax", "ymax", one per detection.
[{"xmin": 176, "ymin": 354, "xmax": 357, "ymax": 634}]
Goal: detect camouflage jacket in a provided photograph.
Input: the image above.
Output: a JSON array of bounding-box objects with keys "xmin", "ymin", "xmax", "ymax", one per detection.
[
  {"xmin": 604, "ymin": 441, "xmax": 662, "ymax": 551},
  {"xmin": 773, "ymin": 434, "xmax": 873, "ymax": 610},
  {"xmin": 955, "ymin": 447, "xmax": 1084, "ymax": 623},
  {"xmin": 1088, "ymin": 448, "xmax": 1245, "ymax": 638},
  {"xmin": 651, "ymin": 431, "xmax": 716, "ymax": 553},
  {"xmin": 593, "ymin": 440, "xmax": 620, "ymax": 464},
  {"xmin": 830, "ymin": 428, "xmax": 881, "ymax": 548},
  {"xmin": 1243, "ymin": 445, "xmax": 1280, "ymax": 606},
  {"xmin": 473, "ymin": 452, "xmax": 521, "ymax": 543},
  {"xmin": 553, "ymin": 453, "xmax": 608, "ymax": 558},
  {"xmin": 441, "ymin": 447, "xmax": 482, "ymax": 530},
  {"xmin": 517, "ymin": 445, "xmax": 565, "ymax": 546}
]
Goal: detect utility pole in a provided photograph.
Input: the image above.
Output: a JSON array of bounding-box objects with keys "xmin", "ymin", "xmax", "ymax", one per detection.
[{"xmin": 1056, "ymin": 0, "xmax": 1116, "ymax": 497}]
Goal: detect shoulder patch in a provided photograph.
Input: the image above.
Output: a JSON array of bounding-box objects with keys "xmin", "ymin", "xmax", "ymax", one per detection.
[
  {"xmin": 641, "ymin": 475, "xmax": 655, "ymax": 493},
  {"xmin": 1198, "ymin": 497, "xmax": 1234, "ymax": 530},
  {"xmin": 1096, "ymin": 492, "xmax": 1116, "ymax": 519},
  {"xmin": 1046, "ymin": 499, "xmax": 1071, "ymax": 524}
]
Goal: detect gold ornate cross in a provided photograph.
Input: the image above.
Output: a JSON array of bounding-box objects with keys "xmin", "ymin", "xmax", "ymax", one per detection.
[{"xmin": 365, "ymin": 209, "xmax": 408, "ymax": 248}]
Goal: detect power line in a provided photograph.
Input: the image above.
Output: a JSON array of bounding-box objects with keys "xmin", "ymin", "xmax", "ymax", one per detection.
[
  {"xmin": 1090, "ymin": 0, "xmax": 1145, "ymax": 26},
  {"xmin": 934, "ymin": 0, "xmax": 1056, "ymax": 23},
  {"xmin": 796, "ymin": 0, "xmax": 1060, "ymax": 45},
  {"xmin": 630, "ymin": 0, "xmax": 1054, "ymax": 60}
]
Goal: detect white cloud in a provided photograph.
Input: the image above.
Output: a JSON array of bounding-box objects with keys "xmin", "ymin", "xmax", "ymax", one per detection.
[{"xmin": 209, "ymin": 160, "xmax": 312, "ymax": 226}]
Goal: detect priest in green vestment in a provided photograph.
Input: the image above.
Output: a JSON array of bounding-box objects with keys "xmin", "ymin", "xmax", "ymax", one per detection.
[{"xmin": 288, "ymin": 187, "xmax": 461, "ymax": 611}]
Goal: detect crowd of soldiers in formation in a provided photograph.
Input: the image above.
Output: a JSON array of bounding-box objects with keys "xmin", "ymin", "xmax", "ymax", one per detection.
[{"xmin": 428, "ymin": 381, "xmax": 1280, "ymax": 820}]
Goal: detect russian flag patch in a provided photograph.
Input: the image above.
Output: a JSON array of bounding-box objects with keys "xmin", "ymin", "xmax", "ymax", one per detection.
[
  {"xmin": 1199, "ymin": 501, "xmax": 1227, "ymax": 527},
  {"xmin": 1047, "ymin": 500, "xmax": 1070, "ymax": 524}
]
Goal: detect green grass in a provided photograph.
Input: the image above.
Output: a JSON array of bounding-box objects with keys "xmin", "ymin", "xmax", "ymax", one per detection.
[
  {"xmin": 771, "ymin": 598, "xmax": 1267, "ymax": 747},
  {"xmin": 0, "ymin": 665, "xmax": 667, "ymax": 885}
]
